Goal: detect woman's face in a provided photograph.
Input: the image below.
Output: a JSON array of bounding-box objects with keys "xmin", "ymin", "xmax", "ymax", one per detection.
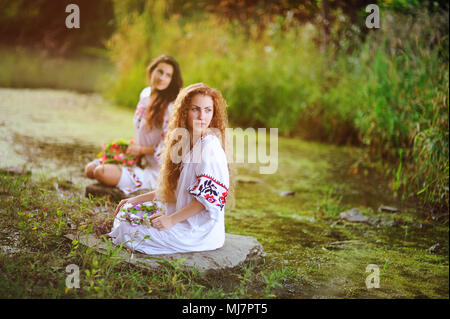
[
  {"xmin": 187, "ymin": 94, "xmax": 214, "ymax": 136},
  {"xmin": 150, "ymin": 62, "xmax": 174, "ymax": 91}
]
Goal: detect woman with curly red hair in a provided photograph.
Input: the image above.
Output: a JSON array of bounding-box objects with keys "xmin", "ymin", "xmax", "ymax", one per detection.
[{"xmin": 109, "ymin": 83, "xmax": 230, "ymax": 254}]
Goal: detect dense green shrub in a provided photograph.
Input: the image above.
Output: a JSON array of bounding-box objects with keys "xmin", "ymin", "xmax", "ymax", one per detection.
[{"xmin": 353, "ymin": 10, "xmax": 449, "ymax": 208}]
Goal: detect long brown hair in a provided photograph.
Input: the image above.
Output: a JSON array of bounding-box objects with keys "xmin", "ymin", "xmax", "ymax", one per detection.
[
  {"xmin": 145, "ymin": 55, "xmax": 183, "ymax": 129},
  {"xmin": 158, "ymin": 83, "xmax": 229, "ymax": 203}
]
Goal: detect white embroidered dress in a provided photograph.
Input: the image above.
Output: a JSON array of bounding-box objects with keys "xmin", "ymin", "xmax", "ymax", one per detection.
[
  {"xmin": 109, "ymin": 134, "xmax": 229, "ymax": 254},
  {"xmin": 116, "ymin": 87, "xmax": 173, "ymax": 195}
]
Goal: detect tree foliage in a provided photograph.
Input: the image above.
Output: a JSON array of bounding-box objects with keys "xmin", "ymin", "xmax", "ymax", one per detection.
[{"xmin": 0, "ymin": 0, "xmax": 115, "ymax": 55}]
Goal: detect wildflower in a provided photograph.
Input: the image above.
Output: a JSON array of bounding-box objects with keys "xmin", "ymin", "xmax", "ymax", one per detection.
[
  {"xmin": 120, "ymin": 201, "xmax": 163, "ymax": 227},
  {"xmin": 97, "ymin": 139, "xmax": 139, "ymax": 166}
]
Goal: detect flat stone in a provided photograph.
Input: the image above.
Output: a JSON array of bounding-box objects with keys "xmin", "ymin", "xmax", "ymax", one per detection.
[
  {"xmin": 428, "ymin": 243, "xmax": 441, "ymax": 254},
  {"xmin": 1, "ymin": 245, "xmax": 20, "ymax": 256},
  {"xmin": 378, "ymin": 205, "xmax": 400, "ymax": 213},
  {"xmin": 0, "ymin": 228, "xmax": 21, "ymax": 256},
  {"xmin": 65, "ymin": 232, "xmax": 265, "ymax": 274},
  {"xmin": 339, "ymin": 208, "xmax": 369, "ymax": 223},
  {"xmin": 85, "ymin": 183, "xmax": 149, "ymax": 201},
  {"xmin": 0, "ymin": 166, "xmax": 31, "ymax": 175},
  {"xmin": 377, "ymin": 218, "xmax": 395, "ymax": 227},
  {"xmin": 279, "ymin": 191, "xmax": 296, "ymax": 197}
]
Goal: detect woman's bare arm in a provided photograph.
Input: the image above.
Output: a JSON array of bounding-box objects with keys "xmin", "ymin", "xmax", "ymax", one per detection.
[
  {"xmin": 125, "ymin": 144, "xmax": 154, "ymax": 156},
  {"xmin": 114, "ymin": 191, "xmax": 157, "ymax": 216},
  {"xmin": 130, "ymin": 190, "xmax": 156, "ymax": 203},
  {"xmin": 151, "ymin": 199, "xmax": 206, "ymax": 231},
  {"xmin": 139, "ymin": 145, "xmax": 154, "ymax": 155}
]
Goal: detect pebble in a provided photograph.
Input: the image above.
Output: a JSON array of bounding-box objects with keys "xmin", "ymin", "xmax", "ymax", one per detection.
[
  {"xmin": 428, "ymin": 243, "xmax": 440, "ymax": 254},
  {"xmin": 378, "ymin": 205, "xmax": 399, "ymax": 213},
  {"xmin": 279, "ymin": 191, "xmax": 295, "ymax": 197}
]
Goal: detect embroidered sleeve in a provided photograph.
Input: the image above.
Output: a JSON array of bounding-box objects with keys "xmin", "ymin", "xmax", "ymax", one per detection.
[
  {"xmin": 187, "ymin": 136, "xmax": 229, "ymax": 221},
  {"xmin": 189, "ymin": 175, "xmax": 228, "ymax": 221}
]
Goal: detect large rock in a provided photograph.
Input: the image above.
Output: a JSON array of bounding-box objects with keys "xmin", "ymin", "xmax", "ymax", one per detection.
[
  {"xmin": 339, "ymin": 208, "xmax": 368, "ymax": 223},
  {"xmin": 85, "ymin": 183, "xmax": 125, "ymax": 201},
  {"xmin": 339, "ymin": 208, "xmax": 396, "ymax": 227},
  {"xmin": 65, "ymin": 233, "xmax": 265, "ymax": 274}
]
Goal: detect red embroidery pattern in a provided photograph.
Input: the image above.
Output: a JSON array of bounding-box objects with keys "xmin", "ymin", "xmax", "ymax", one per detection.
[
  {"xmin": 155, "ymin": 114, "xmax": 169, "ymax": 159},
  {"xmin": 135, "ymin": 106, "xmax": 145, "ymax": 117},
  {"xmin": 127, "ymin": 167, "xmax": 143, "ymax": 188},
  {"xmin": 189, "ymin": 174, "xmax": 228, "ymax": 211}
]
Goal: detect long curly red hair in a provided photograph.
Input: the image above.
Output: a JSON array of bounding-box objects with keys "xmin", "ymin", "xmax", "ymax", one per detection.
[{"xmin": 157, "ymin": 83, "xmax": 229, "ymax": 203}]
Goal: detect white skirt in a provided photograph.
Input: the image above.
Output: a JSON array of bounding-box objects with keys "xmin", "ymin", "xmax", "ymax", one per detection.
[{"xmin": 116, "ymin": 165, "xmax": 159, "ymax": 195}]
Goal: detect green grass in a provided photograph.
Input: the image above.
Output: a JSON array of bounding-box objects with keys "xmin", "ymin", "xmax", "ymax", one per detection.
[
  {"xmin": 0, "ymin": 172, "xmax": 309, "ymax": 298},
  {"xmin": 1, "ymin": 134, "xmax": 448, "ymax": 298}
]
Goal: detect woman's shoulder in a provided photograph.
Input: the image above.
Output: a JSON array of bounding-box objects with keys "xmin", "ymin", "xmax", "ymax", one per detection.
[
  {"xmin": 201, "ymin": 134, "xmax": 222, "ymax": 148},
  {"xmin": 200, "ymin": 134, "xmax": 226, "ymax": 161},
  {"xmin": 139, "ymin": 87, "xmax": 151, "ymax": 100}
]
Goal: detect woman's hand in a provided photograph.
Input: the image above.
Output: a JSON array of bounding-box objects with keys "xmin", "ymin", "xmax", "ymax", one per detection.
[
  {"xmin": 115, "ymin": 199, "xmax": 129, "ymax": 217},
  {"xmin": 114, "ymin": 192, "xmax": 157, "ymax": 217},
  {"xmin": 150, "ymin": 213, "xmax": 174, "ymax": 231},
  {"xmin": 125, "ymin": 144, "xmax": 141, "ymax": 156}
]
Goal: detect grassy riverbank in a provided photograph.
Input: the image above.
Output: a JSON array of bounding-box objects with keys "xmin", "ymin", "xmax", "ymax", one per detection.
[{"xmin": 0, "ymin": 88, "xmax": 448, "ymax": 298}]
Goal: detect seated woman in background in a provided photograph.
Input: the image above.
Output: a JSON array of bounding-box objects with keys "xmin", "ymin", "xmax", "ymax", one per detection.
[
  {"xmin": 84, "ymin": 55, "xmax": 183, "ymax": 195},
  {"xmin": 109, "ymin": 83, "xmax": 230, "ymax": 254}
]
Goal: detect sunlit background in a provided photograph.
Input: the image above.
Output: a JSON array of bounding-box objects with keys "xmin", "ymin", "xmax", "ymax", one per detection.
[{"xmin": 1, "ymin": 0, "xmax": 447, "ymax": 210}]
